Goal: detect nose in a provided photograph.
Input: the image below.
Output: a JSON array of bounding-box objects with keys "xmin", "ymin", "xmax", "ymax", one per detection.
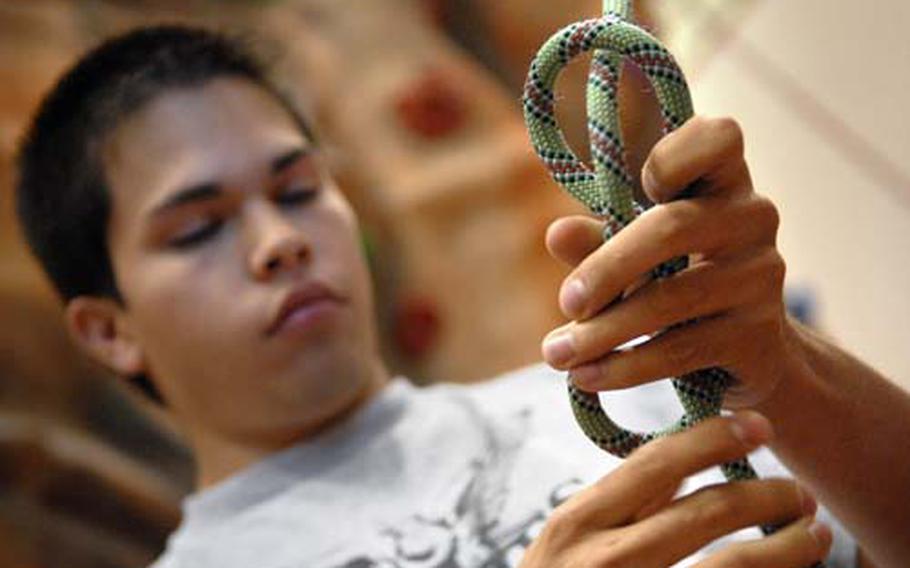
[{"xmin": 247, "ymin": 204, "xmax": 311, "ymax": 280}]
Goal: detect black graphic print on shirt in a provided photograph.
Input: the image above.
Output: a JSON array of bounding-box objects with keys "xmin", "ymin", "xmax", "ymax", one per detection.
[{"xmin": 332, "ymin": 404, "xmax": 584, "ymax": 568}]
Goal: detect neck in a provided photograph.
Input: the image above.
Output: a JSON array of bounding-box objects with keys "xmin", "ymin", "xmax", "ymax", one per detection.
[{"xmin": 188, "ymin": 359, "xmax": 391, "ymax": 489}]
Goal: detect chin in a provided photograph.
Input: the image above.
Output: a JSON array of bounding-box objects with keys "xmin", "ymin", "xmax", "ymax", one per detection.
[{"xmin": 296, "ymin": 351, "xmax": 371, "ymax": 401}]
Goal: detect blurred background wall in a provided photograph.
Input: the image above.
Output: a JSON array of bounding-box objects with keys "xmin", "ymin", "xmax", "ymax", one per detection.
[{"xmin": 0, "ymin": 0, "xmax": 906, "ymax": 566}]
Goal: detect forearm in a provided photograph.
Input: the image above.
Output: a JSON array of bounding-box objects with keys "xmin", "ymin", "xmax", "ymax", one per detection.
[{"xmin": 756, "ymin": 318, "xmax": 910, "ymax": 568}]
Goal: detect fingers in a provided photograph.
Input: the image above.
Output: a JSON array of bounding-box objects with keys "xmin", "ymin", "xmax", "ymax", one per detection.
[
  {"xmin": 632, "ymin": 479, "xmax": 683, "ymax": 522},
  {"xmin": 623, "ymin": 478, "xmax": 817, "ymax": 567},
  {"xmin": 567, "ymin": 310, "xmax": 787, "ymax": 398},
  {"xmin": 566, "ymin": 412, "xmax": 773, "ymax": 527},
  {"xmin": 568, "ymin": 314, "xmax": 744, "ymax": 392},
  {"xmin": 693, "ymin": 517, "xmax": 833, "ymax": 568},
  {"xmin": 558, "ymin": 193, "xmax": 780, "ymax": 321},
  {"xmin": 524, "ymin": 411, "xmax": 823, "ymax": 568},
  {"xmin": 544, "ymin": 249, "xmax": 786, "ymax": 373},
  {"xmin": 642, "ymin": 115, "xmax": 753, "ymax": 204},
  {"xmin": 545, "ymin": 216, "xmax": 603, "ymax": 267}
]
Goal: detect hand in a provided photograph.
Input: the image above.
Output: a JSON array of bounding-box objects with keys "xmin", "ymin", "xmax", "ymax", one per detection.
[
  {"xmin": 519, "ymin": 412, "xmax": 831, "ymax": 568},
  {"xmin": 542, "ymin": 115, "xmax": 799, "ymax": 408}
]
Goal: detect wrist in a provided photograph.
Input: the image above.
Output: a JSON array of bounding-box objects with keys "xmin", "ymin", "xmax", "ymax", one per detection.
[{"xmin": 752, "ymin": 315, "xmax": 825, "ymax": 421}]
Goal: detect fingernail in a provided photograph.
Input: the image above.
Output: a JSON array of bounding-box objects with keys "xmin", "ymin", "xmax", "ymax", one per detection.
[
  {"xmin": 729, "ymin": 411, "xmax": 774, "ymax": 448},
  {"xmin": 543, "ymin": 332, "xmax": 575, "ymax": 366},
  {"xmin": 559, "ymin": 279, "xmax": 587, "ymax": 318},
  {"xmin": 570, "ymin": 363, "xmax": 600, "ymax": 390},
  {"xmin": 799, "ymin": 485, "xmax": 818, "ymax": 516},
  {"xmin": 809, "ymin": 521, "xmax": 832, "ymax": 550}
]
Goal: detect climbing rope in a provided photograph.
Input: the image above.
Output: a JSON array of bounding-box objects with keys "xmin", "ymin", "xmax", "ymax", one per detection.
[{"xmin": 522, "ymin": 2, "xmax": 822, "ymax": 559}]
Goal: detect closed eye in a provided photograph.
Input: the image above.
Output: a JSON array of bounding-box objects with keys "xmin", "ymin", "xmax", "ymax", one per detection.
[
  {"xmin": 168, "ymin": 218, "xmax": 224, "ymax": 249},
  {"xmin": 275, "ymin": 185, "xmax": 320, "ymax": 207}
]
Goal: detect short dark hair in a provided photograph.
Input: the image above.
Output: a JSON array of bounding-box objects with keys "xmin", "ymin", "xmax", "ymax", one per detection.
[{"xmin": 15, "ymin": 24, "xmax": 315, "ymax": 402}]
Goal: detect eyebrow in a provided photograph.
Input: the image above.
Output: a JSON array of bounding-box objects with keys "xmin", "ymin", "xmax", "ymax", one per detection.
[{"xmin": 149, "ymin": 147, "xmax": 313, "ymax": 218}]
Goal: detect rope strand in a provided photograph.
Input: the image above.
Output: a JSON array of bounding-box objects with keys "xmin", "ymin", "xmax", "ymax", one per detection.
[{"xmin": 602, "ymin": 0, "xmax": 632, "ymax": 19}]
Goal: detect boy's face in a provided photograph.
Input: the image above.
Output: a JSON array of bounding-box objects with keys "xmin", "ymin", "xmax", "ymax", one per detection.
[{"xmin": 93, "ymin": 77, "xmax": 385, "ymax": 452}]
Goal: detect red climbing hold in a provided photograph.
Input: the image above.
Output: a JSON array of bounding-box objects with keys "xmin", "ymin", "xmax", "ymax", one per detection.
[
  {"xmin": 394, "ymin": 68, "xmax": 468, "ymax": 139},
  {"xmin": 394, "ymin": 296, "xmax": 441, "ymax": 359}
]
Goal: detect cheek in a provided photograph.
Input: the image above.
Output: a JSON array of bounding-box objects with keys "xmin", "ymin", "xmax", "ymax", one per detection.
[
  {"xmin": 321, "ymin": 215, "xmax": 371, "ymax": 295},
  {"xmin": 125, "ymin": 255, "xmax": 244, "ymax": 365}
]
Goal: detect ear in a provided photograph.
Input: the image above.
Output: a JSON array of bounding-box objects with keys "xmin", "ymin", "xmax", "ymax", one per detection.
[{"xmin": 64, "ymin": 296, "xmax": 146, "ymax": 377}]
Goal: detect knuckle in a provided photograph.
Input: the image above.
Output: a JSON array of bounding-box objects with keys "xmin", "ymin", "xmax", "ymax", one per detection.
[
  {"xmin": 786, "ymin": 523, "xmax": 827, "ymax": 567},
  {"xmin": 649, "ymin": 278, "xmax": 679, "ymax": 321},
  {"xmin": 783, "ymin": 479, "xmax": 808, "ymax": 512},
  {"xmin": 681, "ymin": 268, "xmax": 711, "ymax": 311},
  {"xmin": 709, "ymin": 116, "xmax": 745, "ymax": 157},
  {"xmin": 592, "ymin": 548, "xmax": 633, "ymax": 568},
  {"xmin": 686, "ymin": 114, "xmax": 712, "ymax": 135},
  {"xmin": 807, "ymin": 526, "xmax": 832, "ymax": 559},
  {"xmin": 628, "ymin": 440, "xmax": 675, "ymax": 478},
  {"xmin": 645, "ymin": 145, "xmax": 671, "ymax": 188},
  {"xmin": 605, "ymin": 241, "xmax": 633, "ymax": 269},
  {"xmin": 665, "ymin": 334, "xmax": 704, "ymax": 371},
  {"xmin": 655, "ymin": 204, "xmax": 692, "ymax": 248},
  {"xmin": 541, "ymin": 504, "xmax": 581, "ymax": 548},
  {"xmin": 751, "ymin": 194, "xmax": 781, "ymax": 235},
  {"xmin": 743, "ymin": 252, "xmax": 785, "ymax": 306},
  {"xmin": 696, "ymin": 488, "xmax": 743, "ymax": 525},
  {"xmin": 760, "ymin": 250, "xmax": 787, "ymax": 296}
]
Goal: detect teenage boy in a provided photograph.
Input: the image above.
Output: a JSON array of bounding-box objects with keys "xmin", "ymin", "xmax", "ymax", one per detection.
[{"xmin": 15, "ymin": 25, "xmax": 910, "ymax": 568}]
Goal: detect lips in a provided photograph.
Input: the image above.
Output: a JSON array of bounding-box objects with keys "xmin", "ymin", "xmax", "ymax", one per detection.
[{"xmin": 266, "ymin": 282, "xmax": 344, "ymax": 336}]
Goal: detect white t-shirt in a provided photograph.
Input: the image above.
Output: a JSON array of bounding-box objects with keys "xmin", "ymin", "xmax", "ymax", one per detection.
[{"xmin": 151, "ymin": 364, "xmax": 856, "ymax": 567}]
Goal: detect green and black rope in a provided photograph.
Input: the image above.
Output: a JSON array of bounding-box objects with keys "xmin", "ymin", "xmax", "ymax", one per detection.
[{"xmin": 522, "ymin": 2, "xmax": 823, "ymax": 563}]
